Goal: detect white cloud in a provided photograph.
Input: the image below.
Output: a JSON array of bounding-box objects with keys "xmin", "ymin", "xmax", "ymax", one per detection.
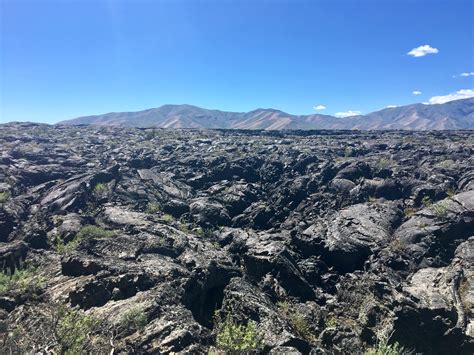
[
  {"xmin": 460, "ymin": 72, "xmax": 474, "ymax": 77},
  {"xmin": 313, "ymin": 105, "xmax": 326, "ymax": 111},
  {"xmin": 386, "ymin": 105, "xmax": 398, "ymax": 108},
  {"xmin": 335, "ymin": 110, "xmax": 361, "ymax": 118},
  {"xmin": 428, "ymin": 89, "xmax": 474, "ymax": 104},
  {"xmin": 407, "ymin": 44, "xmax": 439, "ymax": 57},
  {"xmin": 412, "ymin": 91, "xmax": 422, "ymax": 95}
]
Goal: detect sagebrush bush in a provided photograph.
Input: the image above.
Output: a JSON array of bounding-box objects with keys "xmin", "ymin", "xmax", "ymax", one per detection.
[
  {"xmin": 431, "ymin": 201, "xmax": 449, "ymax": 218},
  {"xmin": 93, "ymin": 182, "xmax": 107, "ymax": 195},
  {"xmin": 214, "ymin": 313, "xmax": 262, "ymax": 352},
  {"xmin": 55, "ymin": 306, "xmax": 100, "ymax": 354},
  {"xmin": 365, "ymin": 333, "xmax": 411, "ymax": 355},
  {"xmin": 277, "ymin": 302, "xmax": 313, "ymax": 341},
  {"xmin": 146, "ymin": 202, "xmax": 160, "ymax": 214},
  {"xmin": 120, "ymin": 307, "xmax": 148, "ymax": 332},
  {"xmin": 54, "ymin": 225, "xmax": 116, "ymax": 253},
  {"xmin": 0, "ymin": 191, "xmax": 10, "ymax": 203},
  {"xmin": 0, "ymin": 263, "xmax": 42, "ymax": 295}
]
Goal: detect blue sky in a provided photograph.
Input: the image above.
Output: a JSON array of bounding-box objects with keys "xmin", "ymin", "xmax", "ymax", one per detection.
[{"xmin": 1, "ymin": 0, "xmax": 473, "ymax": 123}]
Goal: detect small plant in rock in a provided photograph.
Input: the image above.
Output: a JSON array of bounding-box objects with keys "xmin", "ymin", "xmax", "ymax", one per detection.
[
  {"xmin": 390, "ymin": 238, "xmax": 404, "ymax": 251},
  {"xmin": 54, "ymin": 225, "xmax": 116, "ymax": 253},
  {"xmin": 93, "ymin": 182, "xmax": 107, "ymax": 195},
  {"xmin": 421, "ymin": 196, "xmax": 432, "ymax": 208},
  {"xmin": 368, "ymin": 196, "xmax": 377, "ymax": 203},
  {"xmin": 0, "ymin": 263, "xmax": 43, "ymax": 295},
  {"xmin": 376, "ymin": 157, "xmax": 396, "ymax": 170},
  {"xmin": 55, "ymin": 306, "xmax": 100, "ymax": 354},
  {"xmin": 365, "ymin": 333, "xmax": 411, "ymax": 355},
  {"xmin": 120, "ymin": 307, "xmax": 148, "ymax": 332},
  {"xmin": 324, "ymin": 316, "xmax": 337, "ymax": 329},
  {"xmin": 431, "ymin": 201, "xmax": 449, "ymax": 218},
  {"xmin": 436, "ymin": 159, "xmax": 457, "ymax": 170},
  {"xmin": 0, "ymin": 191, "xmax": 10, "ymax": 203},
  {"xmin": 146, "ymin": 202, "xmax": 161, "ymax": 214},
  {"xmin": 458, "ymin": 277, "xmax": 472, "ymax": 311},
  {"xmin": 344, "ymin": 147, "xmax": 354, "ymax": 157},
  {"xmin": 161, "ymin": 213, "xmax": 174, "ymax": 222},
  {"xmin": 447, "ymin": 188, "xmax": 456, "ymax": 197},
  {"xmin": 403, "ymin": 207, "xmax": 417, "ymax": 219},
  {"xmin": 214, "ymin": 313, "xmax": 262, "ymax": 352},
  {"xmin": 277, "ymin": 302, "xmax": 313, "ymax": 341},
  {"xmin": 196, "ymin": 227, "xmax": 214, "ymax": 238}
]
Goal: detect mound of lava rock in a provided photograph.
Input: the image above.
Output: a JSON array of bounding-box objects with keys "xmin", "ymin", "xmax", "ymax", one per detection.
[{"xmin": 0, "ymin": 122, "xmax": 473, "ymax": 354}]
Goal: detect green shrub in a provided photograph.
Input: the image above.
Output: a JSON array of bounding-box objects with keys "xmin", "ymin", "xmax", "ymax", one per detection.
[
  {"xmin": 431, "ymin": 201, "xmax": 449, "ymax": 218},
  {"xmin": 324, "ymin": 316, "xmax": 337, "ymax": 329},
  {"xmin": 365, "ymin": 337, "xmax": 409, "ymax": 355},
  {"xmin": 120, "ymin": 308, "xmax": 148, "ymax": 332},
  {"xmin": 54, "ymin": 225, "xmax": 116, "ymax": 253},
  {"xmin": 421, "ymin": 196, "xmax": 432, "ymax": 208},
  {"xmin": 377, "ymin": 158, "xmax": 396, "ymax": 170},
  {"xmin": 55, "ymin": 306, "xmax": 100, "ymax": 354},
  {"xmin": 161, "ymin": 213, "xmax": 174, "ymax": 222},
  {"xmin": 277, "ymin": 302, "xmax": 313, "ymax": 341},
  {"xmin": 436, "ymin": 159, "xmax": 457, "ymax": 170},
  {"xmin": 0, "ymin": 263, "xmax": 43, "ymax": 295},
  {"xmin": 196, "ymin": 227, "xmax": 214, "ymax": 238},
  {"xmin": 214, "ymin": 313, "xmax": 262, "ymax": 352},
  {"xmin": 146, "ymin": 202, "xmax": 160, "ymax": 214},
  {"xmin": 93, "ymin": 183, "xmax": 107, "ymax": 195},
  {"xmin": 368, "ymin": 196, "xmax": 377, "ymax": 203},
  {"xmin": 0, "ymin": 191, "xmax": 10, "ymax": 203}
]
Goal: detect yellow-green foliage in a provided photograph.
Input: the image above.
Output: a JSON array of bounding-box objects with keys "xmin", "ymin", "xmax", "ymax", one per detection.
[
  {"xmin": 421, "ymin": 196, "xmax": 432, "ymax": 208},
  {"xmin": 377, "ymin": 158, "xmax": 396, "ymax": 170},
  {"xmin": 54, "ymin": 225, "xmax": 116, "ymax": 253},
  {"xmin": 161, "ymin": 213, "xmax": 174, "ymax": 222},
  {"xmin": 93, "ymin": 183, "xmax": 107, "ymax": 195},
  {"xmin": 277, "ymin": 302, "xmax": 312, "ymax": 341},
  {"xmin": 0, "ymin": 191, "xmax": 10, "ymax": 203},
  {"xmin": 368, "ymin": 196, "xmax": 377, "ymax": 203},
  {"xmin": 56, "ymin": 306, "xmax": 99, "ymax": 354},
  {"xmin": 365, "ymin": 339, "xmax": 408, "ymax": 355},
  {"xmin": 324, "ymin": 316, "xmax": 337, "ymax": 329},
  {"xmin": 214, "ymin": 313, "xmax": 262, "ymax": 352},
  {"xmin": 120, "ymin": 308, "xmax": 148, "ymax": 332},
  {"xmin": 431, "ymin": 201, "xmax": 449, "ymax": 218},
  {"xmin": 0, "ymin": 264, "xmax": 42, "ymax": 295},
  {"xmin": 146, "ymin": 202, "xmax": 160, "ymax": 214},
  {"xmin": 196, "ymin": 227, "xmax": 213, "ymax": 238}
]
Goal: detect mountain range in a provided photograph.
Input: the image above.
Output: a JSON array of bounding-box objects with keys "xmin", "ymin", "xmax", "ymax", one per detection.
[{"xmin": 59, "ymin": 97, "xmax": 474, "ymax": 130}]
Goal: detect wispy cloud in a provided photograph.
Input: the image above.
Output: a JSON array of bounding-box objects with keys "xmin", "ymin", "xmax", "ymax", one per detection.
[
  {"xmin": 460, "ymin": 72, "xmax": 474, "ymax": 77},
  {"xmin": 407, "ymin": 44, "xmax": 439, "ymax": 57},
  {"xmin": 335, "ymin": 110, "xmax": 361, "ymax": 118},
  {"xmin": 428, "ymin": 89, "xmax": 474, "ymax": 104},
  {"xmin": 313, "ymin": 105, "xmax": 326, "ymax": 111},
  {"xmin": 386, "ymin": 105, "xmax": 398, "ymax": 108},
  {"xmin": 412, "ymin": 91, "xmax": 422, "ymax": 95}
]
